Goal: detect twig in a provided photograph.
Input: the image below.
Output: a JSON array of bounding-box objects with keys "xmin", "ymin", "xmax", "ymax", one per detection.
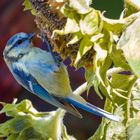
[
  {"xmin": 107, "ymin": 67, "xmax": 125, "ymax": 77},
  {"xmin": 73, "ymin": 68, "xmax": 125, "ymax": 96},
  {"xmin": 73, "ymin": 82, "xmax": 88, "ymax": 95}
]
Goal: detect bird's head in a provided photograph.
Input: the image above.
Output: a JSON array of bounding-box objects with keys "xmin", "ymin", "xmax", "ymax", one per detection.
[{"xmin": 3, "ymin": 32, "xmax": 35, "ymax": 62}]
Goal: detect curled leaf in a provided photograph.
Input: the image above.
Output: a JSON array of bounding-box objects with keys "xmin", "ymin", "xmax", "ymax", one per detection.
[
  {"xmin": 69, "ymin": 0, "xmax": 92, "ymax": 14},
  {"xmin": 80, "ymin": 10, "xmax": 100, "ymax": 35},
  {"xmin": 118, "ymin": 16, "xmax": 140, "ymax": 77},
  {"xmin": 54, "ymin": 18, "xmax": 80, "ymax": 35},
  {"xmin": 0, "ymin": 100, "xmax": 74, "ymax": 140}
]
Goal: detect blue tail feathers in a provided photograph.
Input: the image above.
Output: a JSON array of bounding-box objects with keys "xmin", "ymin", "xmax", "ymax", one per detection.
[{"xmin": 66, "ymin": 97, "xmax": 121, "ymax": 122}]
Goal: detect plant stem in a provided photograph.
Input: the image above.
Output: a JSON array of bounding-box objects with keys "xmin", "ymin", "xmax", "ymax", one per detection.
[
  {"xmin": 107, "ymin": 67, "xmax": 125, "ymax": 77},
  {"xmin": 73, "ymin": 82, "xmax": 87, "ymax": 95},
  {"xmin": 73, "ymin": 68, "xmax": 126, "ymax": 96}
]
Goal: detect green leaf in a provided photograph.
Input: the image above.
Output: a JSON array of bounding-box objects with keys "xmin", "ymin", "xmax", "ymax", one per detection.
[
  {"xmin": 74, "ymin": 36, "xmax": 93, "ymax": 65},
  {"xmin": 7, "ymin": 134, "xmax": 18, "ymax": 140},
  {"xmin": 110, "ymin": 45, "xmax": 130, "ymax": 70},
  {"xmin": 0, "ymin": 99, "xmax": 34, "ymax": 117},
  {"xmin": 63, "ymin": 18, "xmax": 80, "ymax": 34},
  {"xmin": 93, "ymin": 42, "xmax": 112, "ymax": 99},
  {"xmin": 89, "ymin": 99, "xmax": 126, "ymax": 140},
  {"xmin": 124, "ymin": 0, "xmax": 140, "ymax": 17},
  {"xmin": 23, "ymin": 0, "xmax": 33, "ymax": 11},
  {"xmin": 94, "ymin": 43, "xmax": 107, "ymax": 65},
  {"xmin": 69, "ymin": 0, "xmax": 92, "ymax": 14},
  {"xmin": 85, "ymin": 69, "xmax": 103, "ymax": 99},
  {"xmin": 0, "ymin": 100, "xmax": 74, "ymax": 140},
  {"xmin": 131, "ymin": 79, "xmax": 140, "ymax": 113},
  {"xmin": 101, "ymin": 13, "xmax": 136, "ymax": 35},
  {"xmin": 127, "ymin": 119, "xmax": 140, "ymax": 140},
  {"xmin": 17, "ymin": 127, "xmax": 44, "ymax": 140},
  {"xmin": 23, "ymin": 0, "xmax": 36, "ymax": 15},
  {"xmin": 111, "ymin": 74, "xmax": 135, "ymax": 91},
  {"xmin": 105, "ymin": 108, "xmax": 126, "ymax": 140},
  {"xmin": 67, "ymin": 32, "xmax": 83, "ymax": 46},
  {"xmin": 118, "ymin": 16, "xmax": 140, "ymax": 77},
  {"xmin": 62, "ymin": 4, "xmax": 80, "ymax": 19},
  {"xmin": 90, "ymin": 72, "xmax": 137, "ymax": 140},
  {"xmin": 10, "ymin": 117, "xmax": 31, "ymax": 133},
  {"xmin": 0, "ymin": 117, "xmax": 31, "ymax": 137},
  {"xmin": 90, "ymin": 33, "xmax": 104, "ymax": 43},
  {"xmin": 110, "ymin": 73, "xmax": 137, "ymax": 101},
  {"xmin": 53, "ymin": 18, "xmax": 80, "ymax": 35},
  {"xmin": 80, "ymin": 10, "xmax": 99, "ymax": 35}
]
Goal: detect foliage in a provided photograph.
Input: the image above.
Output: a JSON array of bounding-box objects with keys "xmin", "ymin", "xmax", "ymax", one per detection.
[
  {"xmin": 1, "ymin": 0, "xmax": 140, "ymax": 139},
  {"xmin": 0, "ymin": 99, "xmax": 75, "ymax": 140}
]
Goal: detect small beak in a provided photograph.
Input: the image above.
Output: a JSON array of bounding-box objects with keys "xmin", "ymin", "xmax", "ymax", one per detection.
[{"xmin": 28, "ymin": 32, "xmax": 35, "ymax": 40}]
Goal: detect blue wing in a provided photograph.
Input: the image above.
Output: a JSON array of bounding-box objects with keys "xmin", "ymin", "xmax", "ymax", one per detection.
[
  {"xmin": 26, "ymin": 48, "xmax": 72, "ymax": 97},
  {"xmin": 12, "ymin": 65, "xmax": 82, "ymax": 118}
]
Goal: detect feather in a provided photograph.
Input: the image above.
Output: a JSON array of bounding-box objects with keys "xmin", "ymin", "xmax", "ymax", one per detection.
[
  {"xmin": 64, "ymin": 96, "xmax": 120, "ymax": 122},
  {"xmin": 12, "ymin": 61, "xmax": 82, "ymax": 118},
  {"xmin": 26, "ymin": 47, "xmax": 72, "ymax": 97}
]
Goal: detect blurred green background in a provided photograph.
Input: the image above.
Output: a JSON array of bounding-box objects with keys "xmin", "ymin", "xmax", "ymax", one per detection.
[{"xmin": 93, "ymin": 0, "xmax": 123, "ymax": 18}]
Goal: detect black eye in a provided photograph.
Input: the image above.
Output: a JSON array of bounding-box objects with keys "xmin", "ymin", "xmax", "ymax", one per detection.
[
  {"xmin": 18, "ymin": 53, "xmax": 24, "ymax": 59},
  {"xmin": 17, "ymin": 39, "xmax": 23, "ymax": 45}
]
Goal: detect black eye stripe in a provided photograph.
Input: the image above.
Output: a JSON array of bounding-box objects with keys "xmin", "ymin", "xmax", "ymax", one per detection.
[
  {"xmin": 15, "ymin": 38, "xmax": 27, "ymax": 46},
  {"xmin": 12, "ymin": 38, "xmax": 27, "ymax": 49},
  {"xmin": 5, "ymin": 38, "xmax": 28, "ymax": 57},
  {"xmin": 17, "ymin": 39, "xmax": 23, "ymax": 45}
]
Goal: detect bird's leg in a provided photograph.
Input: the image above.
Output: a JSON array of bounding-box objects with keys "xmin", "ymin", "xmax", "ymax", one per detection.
[{"xmin": 40, "ymin": 30, "xmax": 52, "ymax": 53}]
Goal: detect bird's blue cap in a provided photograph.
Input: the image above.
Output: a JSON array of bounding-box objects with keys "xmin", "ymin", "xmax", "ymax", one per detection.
[{"xmin": 6, "ymin": 32, "xmax": 35, "ymax": 47}]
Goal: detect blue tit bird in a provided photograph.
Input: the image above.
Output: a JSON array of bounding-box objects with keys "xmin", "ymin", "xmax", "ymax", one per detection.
[{"xmin": 3, "ymin": 32, "xmax": 120, "ymax": 122}]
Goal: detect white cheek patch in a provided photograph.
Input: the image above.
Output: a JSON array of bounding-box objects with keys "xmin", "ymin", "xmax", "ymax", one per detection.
[{"xmin": 8, "ymin": 49, "xmax": 18, "ymax": 58}]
